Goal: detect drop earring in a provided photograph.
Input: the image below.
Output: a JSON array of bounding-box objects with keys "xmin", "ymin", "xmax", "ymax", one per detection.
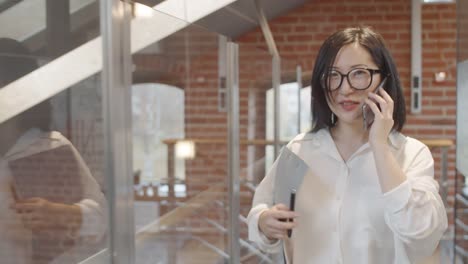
[{"xmin": 331, "ymin": 112, "xmax": 335, "ymax": 124}]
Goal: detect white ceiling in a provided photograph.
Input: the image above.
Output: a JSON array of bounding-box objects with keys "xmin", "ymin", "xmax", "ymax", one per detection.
[{"xmin": 195, "ymin": 0, "xmax": 308, "ymax": 38}]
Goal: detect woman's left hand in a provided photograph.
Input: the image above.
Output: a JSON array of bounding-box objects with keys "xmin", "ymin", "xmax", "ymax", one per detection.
[{"xmin": 365, "ymin": 88, "xmax": 394, "ymax": 148}]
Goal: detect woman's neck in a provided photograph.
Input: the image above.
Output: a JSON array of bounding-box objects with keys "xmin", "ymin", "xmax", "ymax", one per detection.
[
  {"xmin": 333, "ymin": 120, "xmax": 367, "ymax": 139},
  {"xmin": 330, "ymin": 122, "xmax": 369, "ymax": 162}
]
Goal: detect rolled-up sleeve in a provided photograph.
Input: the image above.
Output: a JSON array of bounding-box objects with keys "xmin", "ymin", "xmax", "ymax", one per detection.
[
  {"xmin": 70, "ymin": 144, "xmax": 108, "ymax": 242},
  {"xmin": 383, "ymin": 145, "xmax": 448, "ymax": 262},
  {"xmin": 76, "ymin": 198, "xmax": 107, "ymax": 239},
  {"xmin": 247, "ymin": 157, "xmax": 282, "ymax": 253}
]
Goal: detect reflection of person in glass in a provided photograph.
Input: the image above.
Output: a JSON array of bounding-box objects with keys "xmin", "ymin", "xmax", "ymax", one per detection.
[
  {"xmin": 247, "ymin": 27, "xmax": 447, "ymax": 263},
  {"xmin": 0, "ymin": 38, "xmax": 107, "ymax": 263}
]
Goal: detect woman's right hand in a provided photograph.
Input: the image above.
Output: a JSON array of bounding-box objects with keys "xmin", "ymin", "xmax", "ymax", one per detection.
[
  {"xmin": 258, "ymin": 203, "xmax": 298, "ymax": 241},
  {"xmin": 11, "ymin": 197, "xmax": 82, "ymax": 232}
]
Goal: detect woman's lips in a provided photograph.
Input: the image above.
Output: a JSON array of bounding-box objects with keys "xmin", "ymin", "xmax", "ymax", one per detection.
[{"xmin": 339, "ymin": 101, "xmax": 360, "ymax": 111}]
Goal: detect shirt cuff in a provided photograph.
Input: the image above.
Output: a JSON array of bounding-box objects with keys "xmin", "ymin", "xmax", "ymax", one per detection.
[
  {"xmin": 248, "ymin": 205, "xmax": 282, "ymax": 252},
  {"xmin": 76, "ymin": 199, "xmax": 105, "ymax": 237},
  {"xmin": 383, "ymin": 180, "xmax": 412, "ymax": 214}
]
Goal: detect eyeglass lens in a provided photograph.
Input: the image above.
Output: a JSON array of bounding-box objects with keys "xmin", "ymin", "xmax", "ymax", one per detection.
[{"xmin": 328, "ymin": 68, "xmax": 374, "ymax": 91}]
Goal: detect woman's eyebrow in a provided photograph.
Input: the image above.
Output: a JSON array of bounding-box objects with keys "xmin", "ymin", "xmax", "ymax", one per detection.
[
  {"xmin": 330, "ymin": 64, "xmax": 369, "ymax": 70},
  {"xmin": 350, "ymin": 64, "xmax": 369, "ymax": 68}
]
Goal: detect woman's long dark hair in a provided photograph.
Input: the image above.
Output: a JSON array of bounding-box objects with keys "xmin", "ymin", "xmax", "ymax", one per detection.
[
  {"xmin": 0, "ymin": 38, "xmax": 51, "ymax": 132},
  {"xmin": 310, "ymin": 26, "xmax": 406, "ymax": 133}
]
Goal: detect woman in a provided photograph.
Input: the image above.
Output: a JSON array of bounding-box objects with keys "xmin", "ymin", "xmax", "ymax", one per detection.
[
  {"xmin": 0, "ymin": 38, "xmax": 107, "ymax": 263},
  {"xmin": 247, "ymin": 27, "xmax": 447, "ymax": 263}
]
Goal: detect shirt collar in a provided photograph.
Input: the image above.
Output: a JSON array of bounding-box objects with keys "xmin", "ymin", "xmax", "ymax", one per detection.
[
  {"xmin": 292, "ymin": 128, "xmax": 406, "ymax": 162},
  {"xmin": 291, "ymin": 128, "xmax": 343, "ymax": 162},
  {"xmin": 4, "ymin": 128, "xmax": 44, "ymax": 159},
  {"xmin": 388, "ymin": 131, "xmax": 407, "ymax": 150},
  {"xmin": 309, "ymin": 128, "xmax": 406, "ymax": 150}
]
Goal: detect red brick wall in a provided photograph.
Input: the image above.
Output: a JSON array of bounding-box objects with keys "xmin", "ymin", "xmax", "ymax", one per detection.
[{"xmin": 460, "ymin": 0, "xmax": 468, "ymax": 62}]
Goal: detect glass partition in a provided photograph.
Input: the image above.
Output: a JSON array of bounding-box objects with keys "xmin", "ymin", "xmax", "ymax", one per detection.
[
  {"xmin": 455, "ymin": 0, "xmax": 468, "ymax": 258},
  {"xmin": 130, "ymin": 4, "xmax": 301, "ymax": 263},
  {"xmin": 237, "ymin": 37, "xmax": 306, "ymax": 264},
  {"xmin": 132, "ymin": 7, "xmax": 234, "ymax": 263},
  {"xmin": 456, "ymin": 0, "xmax": 468, "ymax": 177},
  {"xmin": 0, "ymin": 0, "xmax": 111, "ymax": 263},
  {"xmin": 0, "ymin": 0, "xmax": 298, "ymax": 263},
  {"xmin": 237, "ymin": 38, "xmax": 278, "ymax": 264}
]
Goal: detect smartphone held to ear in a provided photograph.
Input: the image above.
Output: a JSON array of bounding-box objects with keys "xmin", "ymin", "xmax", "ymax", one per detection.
[
  {"xmin": 362, "ymin": 77, "xmax": 388, "ymax": 129},
  {"xmin": 362, "ymin": 104, "xmax": 375, "ymax": 129}
]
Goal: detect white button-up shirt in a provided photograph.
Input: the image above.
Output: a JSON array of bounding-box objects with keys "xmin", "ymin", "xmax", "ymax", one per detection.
[{"xmin": 248, "ymin": 129, "xmax": 448, "ymax": 264}]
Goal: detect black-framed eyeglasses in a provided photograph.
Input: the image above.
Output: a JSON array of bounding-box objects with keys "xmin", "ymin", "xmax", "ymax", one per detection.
[{"xmin": 322, "ymin": 68, "xmax": 382, "ymax": 91}]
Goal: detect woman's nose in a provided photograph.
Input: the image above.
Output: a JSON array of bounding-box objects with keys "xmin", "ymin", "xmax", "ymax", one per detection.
[{"xmin": 339, "ymin": 78, "xmax": 354, "ymax": 94}]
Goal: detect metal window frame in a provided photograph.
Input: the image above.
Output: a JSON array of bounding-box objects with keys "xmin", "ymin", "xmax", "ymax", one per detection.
[
  {"xmin": 100, "ymin": 0, "xmax": 135, "ymax": 263},
  {"xmin": 254, "ymin": 0, "xmax": 281, "ymax": 158},
  {"xmin": 227, "ymin": 40, "xmax": 240, "ymax": 264},
  {"xmin": 411, "ymin": 0, "xmax": 422, "ymax": 114}
]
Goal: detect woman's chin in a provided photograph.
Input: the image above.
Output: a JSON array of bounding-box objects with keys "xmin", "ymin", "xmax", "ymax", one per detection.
[{"xmin": 336, "ymin": 115, "xmax": 363, "ymax": 126}]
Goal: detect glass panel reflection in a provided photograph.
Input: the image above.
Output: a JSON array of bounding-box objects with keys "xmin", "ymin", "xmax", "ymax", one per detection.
[
  {"xmin": 0, "ymin": 1, "xmax": 109, "ymax": 263},
  {"xmin": 133, "ymin": 8, "xmax": 234, "ymax": 263},
  {"xmin": 131, "ymin": 6, "xmax": 288, "ymax": 263}
]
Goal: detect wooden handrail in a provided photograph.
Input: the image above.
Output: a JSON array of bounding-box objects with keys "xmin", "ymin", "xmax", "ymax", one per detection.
[
  {"xmin": 163, "ymin": 138, "xmax": 454, "ymax": 148},
  {"xmin": 419, "ymin": 139, "xmax": 453, "ymax": 148},
  {"xmin": 162, "ymin": 138, "xmax": 288, "ymax": 145}
]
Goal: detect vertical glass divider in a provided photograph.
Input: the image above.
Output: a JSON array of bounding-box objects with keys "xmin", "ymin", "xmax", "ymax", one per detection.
[
  {"xmin": 100, "ymin": 0, "xmax": 134, "ymax": 263},
  {"xmin": 227, "ymin": 40, "xmax": 240, "ymax": 264},
  {"xmin": 273, "ymin": 56, "xmax": 281, "ymax": 158},
  {"xmin": 254, "ymin": 0, "xmax": 281, "ymax": 158},
  {"xmin": 297, "ymin": 65, "xmax": 302, "ymax": 134}
]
